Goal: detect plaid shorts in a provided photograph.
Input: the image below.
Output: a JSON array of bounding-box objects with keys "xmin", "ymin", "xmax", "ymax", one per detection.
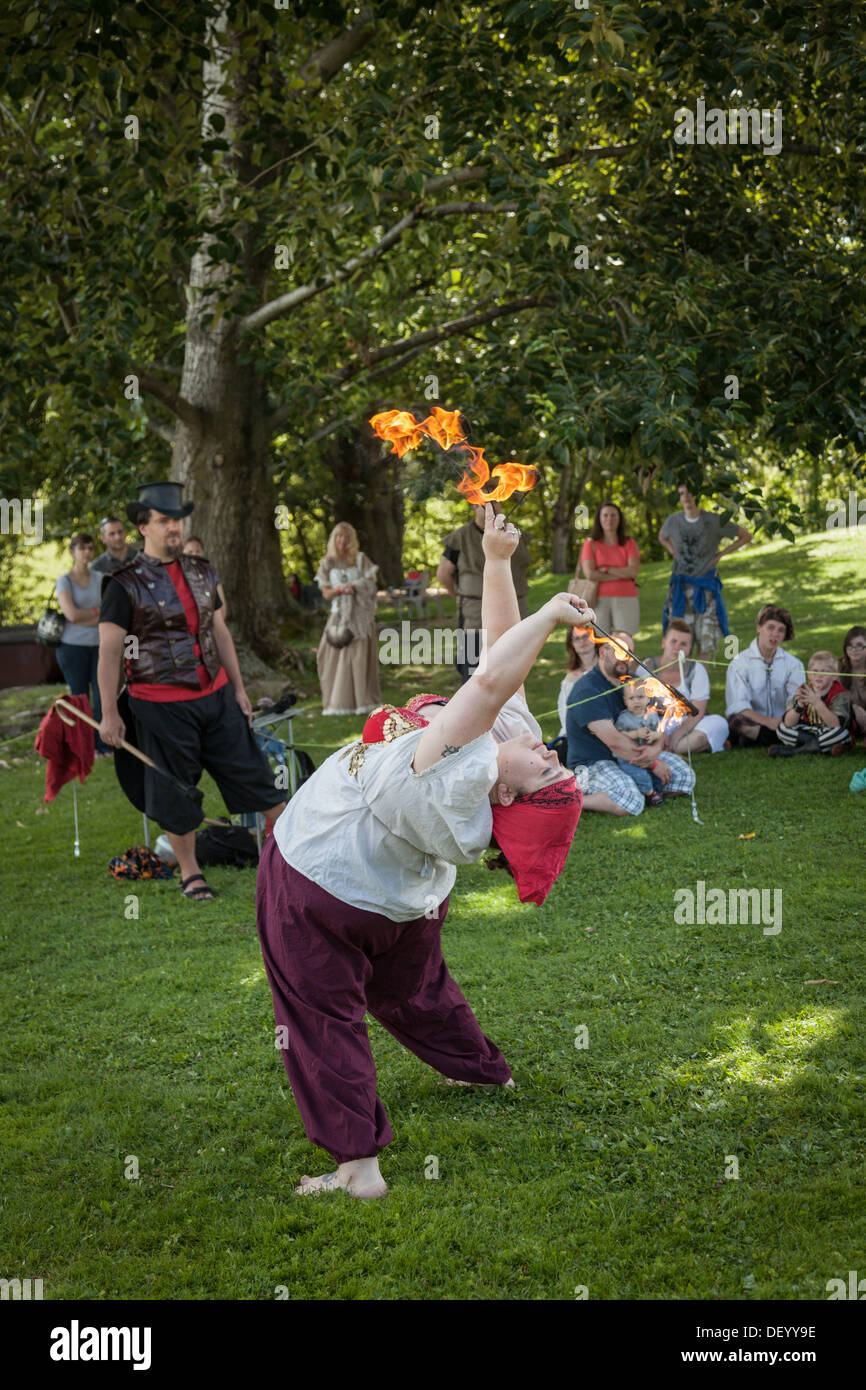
[{"xmin": 573, "ymin": 753, "xmax": 695, "ymax": 816}]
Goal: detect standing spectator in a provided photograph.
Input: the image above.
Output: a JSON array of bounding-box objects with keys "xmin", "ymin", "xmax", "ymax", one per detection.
[
  {"xmin": 55, "ymin": 533, "xmax": 111, "ymax": 755},
  {"xmin": 642, "ymin": 619, "xmax": 729, "ymax": 753},
  {"xmin": 438, "ymin": 501, "xmax": 530, "ymax": 683},
  {"xmin": 565, "ymin": 631, "xmax": 695, "ymax": 815},
  {"xmin": 289, "ymin": 572, "xmax": 302, "ymax": 601},
  {"xmin": 659, "ymin": 484, "xmax": 752, "ymax": 660},
  {"xmin": 183, "ymin": 536, "xmax": 227, "ymax": 618},
  {"xmin": 725, "ymin": 604, "xmax": 805, "ymax": 748},
  {"xmin": 578, "ymin": 502, "xmax": 640, "ymax": 634},
  {"xmin": 840, "ymin": 626, "xmax": 866, "ymax": 747},
  {"xmin": 316, "ymin": 522, "xmax": 382, "ymax": 716},
  {"xmin": 90, "ymin": 516, "xmax": 139, "ymax": 576}
]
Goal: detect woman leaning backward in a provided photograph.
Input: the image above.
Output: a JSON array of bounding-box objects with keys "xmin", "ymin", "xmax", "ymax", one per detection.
[{"xmin": 256, "ymin": 506, "xmax": 588, "ymax": 1199}]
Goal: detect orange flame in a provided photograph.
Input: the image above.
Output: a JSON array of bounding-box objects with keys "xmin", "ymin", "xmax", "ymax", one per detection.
[
  {"xmin": 585, "ymin": 631, "xmax": 691, "ymax": 727},
  {"xmin": 369, "ymin": 407, "xmax": 539, "ymax": 504},
  {"xmin": 624, "ymin": 674, "xmax": 690, "ymax": 734},
  {"xmin": 456, "ymin": 451, "xmax": 540, "ymax": 505}
]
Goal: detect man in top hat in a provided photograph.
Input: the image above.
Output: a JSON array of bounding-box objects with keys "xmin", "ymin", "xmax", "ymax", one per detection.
[{"xmin": 96, "ymin": 482, "xmax": 286, "ymax": 900}]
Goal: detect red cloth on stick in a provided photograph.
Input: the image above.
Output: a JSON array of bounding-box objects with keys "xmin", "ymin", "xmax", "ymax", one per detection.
[{"xmin": 34, "ymin": 694, "xmax": 95, "ymax": 802}]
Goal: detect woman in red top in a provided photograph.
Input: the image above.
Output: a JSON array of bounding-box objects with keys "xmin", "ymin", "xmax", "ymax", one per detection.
[{"xmin": 578, "ymin": 502, "xmax": 641, "ymax": 636}]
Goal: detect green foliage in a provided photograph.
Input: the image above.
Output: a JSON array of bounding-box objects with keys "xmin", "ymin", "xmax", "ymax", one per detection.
[{"xmin": 0, "ymin": 1, "xmax": 863, "ymax": 563}]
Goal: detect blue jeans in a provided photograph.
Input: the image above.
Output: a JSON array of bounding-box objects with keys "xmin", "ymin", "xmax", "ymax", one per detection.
[
  {"xmin": 615, "ymin": 756, "xmax": 662, "ymax": 795},
  {"xmin": 56, "ymin": 643, "xmax": 110, "ymax": 753}
]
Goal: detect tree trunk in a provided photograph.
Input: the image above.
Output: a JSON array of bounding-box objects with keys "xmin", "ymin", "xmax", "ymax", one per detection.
[
  {"xmin": 322, "ymin": 431, "xmax": 405, "ymax": 586},
  {"xmin": 551, "ymin": 463, "xmax": 573, "ymax": 573},
  {"xmin": 290, "ymin": 508, "xmax": 317, "ymax": 582},
  {"xmin": 170, "ymin": 6, "xmax": 290, "ymax": 660},
  {"xmin": 173, "ymin": 326, "xmax": 289, "ymax": 658},
  {"xmin": 551, "ymin": 454, "xmax": 594, "ymax": 572}
]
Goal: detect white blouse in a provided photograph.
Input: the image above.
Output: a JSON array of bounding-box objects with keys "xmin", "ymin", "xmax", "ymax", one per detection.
[{"xmin": 273, "ymin": 726, "xmax": 499, "ymax": 922}]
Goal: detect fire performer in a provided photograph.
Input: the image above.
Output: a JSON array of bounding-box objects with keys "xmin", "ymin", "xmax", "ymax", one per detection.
[
  {"xmin": 97, "ymin": 482, "xmax": 287, "ymax": 901},
  {"xmin": 256, "ymin": 506, "xmax": 586, "ymax": 1198}
]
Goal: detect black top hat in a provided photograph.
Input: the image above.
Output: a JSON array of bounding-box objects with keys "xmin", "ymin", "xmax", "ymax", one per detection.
[{"xmin": 126, "ymin": 482, "xmax": 195, "ymax": 525}]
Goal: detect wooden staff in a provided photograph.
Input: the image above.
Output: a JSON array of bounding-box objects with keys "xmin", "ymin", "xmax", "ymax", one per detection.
[
  {"xmin": 53, "ymin": 697, "xmax": 202, "ymax": 802},
  {"xmin": 586, "ymin": 621, "xmax": 700, "ymax": 716}
]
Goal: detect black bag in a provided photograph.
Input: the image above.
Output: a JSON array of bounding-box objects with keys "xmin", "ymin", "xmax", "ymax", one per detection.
[
  {"xmin": 36, "ymin": 588, "xmax": 66, "ymax": 647},
  {"xmin": 194, "ymin": 824, "xmax": 259, "ymax": 868}
]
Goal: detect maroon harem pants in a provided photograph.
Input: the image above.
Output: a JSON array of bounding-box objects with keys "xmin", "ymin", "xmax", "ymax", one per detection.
[{"xmin": 255, "ymin": 836, "xmax": 511, "ymax": 1164}]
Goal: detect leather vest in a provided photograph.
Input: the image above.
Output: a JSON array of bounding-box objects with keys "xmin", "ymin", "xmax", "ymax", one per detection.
[{"xmin": 110, "ymin": 551, "xmax": 222, "ymax": 688}]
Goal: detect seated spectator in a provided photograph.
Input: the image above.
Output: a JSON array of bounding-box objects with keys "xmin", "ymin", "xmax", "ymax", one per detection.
[
  {"xmin": 546, "ymin": 625, "xmax": 598, "ymax": 764},
  {"xmin": 556, "ymin": 625, "xmax": 598, "ymax": 737},
  {"xmin": 840, "ymin": 626, "xmax": 866, "ymax": 747},
  {"xmin": 772, "ymin": 652, "xmax": 852, "ymax": 756},
  {"xmin": 183, "ymin": 536, "xmax": 227, "ymax": 616},
  {"xmin": 614, "ymin": 679, "xmax": 666, "ymax": 807},
  {"xmin": 642, "ymin": 619, "xmax": 729, "ymax": 753},
  {"xmin": 565, "ymin": 631, "xmax": 695, "ymax": 816},
  {"xmin": 725, "ymin": 605, "xmax": 805, "ymax": 748}
]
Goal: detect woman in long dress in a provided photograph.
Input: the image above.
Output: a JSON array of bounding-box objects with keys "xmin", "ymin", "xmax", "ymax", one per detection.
[{"xmin": 315, "ymin": 522, "xmax": 382, "ymax": 716}]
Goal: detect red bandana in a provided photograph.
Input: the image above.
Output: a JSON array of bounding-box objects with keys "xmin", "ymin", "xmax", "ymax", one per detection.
[
  {"xmin": 358, "ymin": 692, "xmax": 582, "ymax": 904},
  {"xmin": 491, "ymin": 779, "xmax": 583, "ymax": 905}
]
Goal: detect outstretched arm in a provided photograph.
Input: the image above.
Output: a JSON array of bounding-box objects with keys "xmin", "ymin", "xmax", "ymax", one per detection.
[
  {"xmin": 478, "ymin": 504, "xmax": 524, "ymax": 694},
  {"xmin": 413, "ymin": 591, "xmax": 594, "ymax": 773}
]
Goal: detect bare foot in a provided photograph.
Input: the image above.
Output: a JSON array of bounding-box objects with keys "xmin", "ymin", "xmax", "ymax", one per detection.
[
  {"xmin": 295, "ymin": 1155, "xmax": 387, "ymax": 1199},
  {"xmin": 444, "ymin": 1077, "xmax": 516, "ymax": 1090}
]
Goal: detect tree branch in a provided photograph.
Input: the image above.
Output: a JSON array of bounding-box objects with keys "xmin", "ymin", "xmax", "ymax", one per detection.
[
  {"xmin": 143, "ymin": 415, "xmax": 177, "ymax": 446},
  {"xmin": 270, "ymin": 294, "xmax": 553, "ymax": 437},
  {"xmin": 240, "ymin": 199, "xmax": 518, "ymax": 337},
  {"xmin": 299, "ymin": 6, "xmax": 376, "ymax": 85},
  {"xmin": 400, "ymin": 138, "xmax": 866, "ymax": 206},
  {"xmin": 329, "ymin": 293, "xmax": 551, "ymax": 384},
  {"xmin": 132, "ymin": 366, "xmax": 204, "ymax": 432}
]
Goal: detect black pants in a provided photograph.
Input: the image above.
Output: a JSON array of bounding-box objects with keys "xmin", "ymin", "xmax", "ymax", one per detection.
[
  {"xmin": 728, "ymin": 713, "xmax": 780, "ymax": 748},
  {"xmin": 128, "ymin": 683, "xmax": 286, "ymax": 834}
]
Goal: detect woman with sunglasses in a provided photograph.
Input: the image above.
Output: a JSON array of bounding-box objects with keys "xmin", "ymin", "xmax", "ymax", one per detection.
[{"xmin": 840, "ymin": 626, "xmax": 866, "ymax": 747}]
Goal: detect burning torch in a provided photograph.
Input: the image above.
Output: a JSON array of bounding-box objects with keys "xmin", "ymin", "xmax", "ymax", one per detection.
[{"xmin": 369, "ymin": 406, "xmax": 698, "ymax": 716}]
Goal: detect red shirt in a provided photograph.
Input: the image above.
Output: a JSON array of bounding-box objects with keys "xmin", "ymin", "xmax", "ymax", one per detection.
[
  {"xmin": 580, "ymin": 537, "xmax": 640, "ymax": 597},
  {"xmin": 127, "ymin": 561, "xmax": 229, "ymax": 703}
]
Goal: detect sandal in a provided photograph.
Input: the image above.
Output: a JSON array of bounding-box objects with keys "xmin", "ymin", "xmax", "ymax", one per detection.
[{"xmin": 180, "ymin": 873, "xmax": 215, "ymax": 901}]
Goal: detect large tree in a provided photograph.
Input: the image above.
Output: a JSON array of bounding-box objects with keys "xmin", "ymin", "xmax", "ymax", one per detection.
[{"xmin": 1, "ymin": 0, "xmax": 863, "ymax": 646}]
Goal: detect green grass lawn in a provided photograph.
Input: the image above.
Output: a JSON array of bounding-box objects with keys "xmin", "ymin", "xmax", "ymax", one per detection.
[{"xmin": 1, "ymin": 526, "xmax": 864, "ymax": 1299}]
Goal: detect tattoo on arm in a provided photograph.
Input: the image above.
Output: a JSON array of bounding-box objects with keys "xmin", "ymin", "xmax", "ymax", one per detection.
[{"xmin": 441, "ymin": 743, "xmax": 461, "ymax": 757}]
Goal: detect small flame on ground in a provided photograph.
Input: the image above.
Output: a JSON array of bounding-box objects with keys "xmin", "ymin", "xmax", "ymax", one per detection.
[{"xmin": 369, "ymin": 407, "xmax": 539, "ymax": 504}]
